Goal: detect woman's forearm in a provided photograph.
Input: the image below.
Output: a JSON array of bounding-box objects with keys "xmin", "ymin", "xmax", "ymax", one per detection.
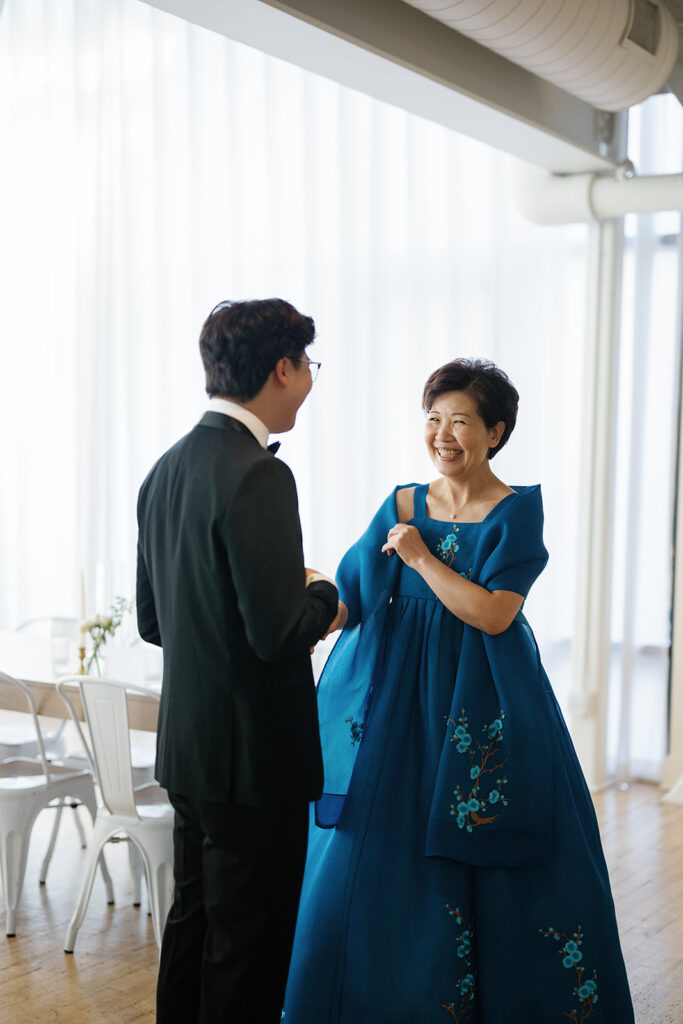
[{"xmin": 412, "ymin": 552, "xmax": 522, "ymax": 635}]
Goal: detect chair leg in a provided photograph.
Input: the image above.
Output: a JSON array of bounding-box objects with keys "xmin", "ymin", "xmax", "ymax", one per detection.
[
  {"xmin": 40, "ymin": 799, "xmax": 91, "ymax": 885},
  {"xmin": 64, "ymin": 818, "xmax": 113, "ymax": 953},
  {"xmin": 128, "ymin": 840, "xmax": 144, "ymax": 907},
  {"xmin": 39, "ymin": 799, "xmax": 65, "ymax": 885},
  {"xmin": 78, "ymin": 785, "xmax": 114, "ymax": 903},
  {"xmin": 0, "ymin": 805, "xmax": 37, "ymax": 937},
  {"xmin": 71, "ymin": 803, "xmax": 87, "ymax": 849},
  {"xmin": 149, "ymin": 857, "xmax": 174, "ymax": 949},
  {"xmin": 133, "ymin": 832, "xmax": 174, "ymax": 949},
  {"xmin": 99, "ymin": 850, "xmax": 115, "ymax": 905}
]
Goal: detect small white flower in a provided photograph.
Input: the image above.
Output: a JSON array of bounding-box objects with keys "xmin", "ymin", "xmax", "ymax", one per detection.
[{"xmin": 81, "ymin": 597, "xmax": 135, "ymax": 675}]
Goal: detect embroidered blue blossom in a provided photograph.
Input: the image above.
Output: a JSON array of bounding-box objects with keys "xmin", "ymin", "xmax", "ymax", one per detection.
[
  {"xmin": 578, "ymin": 980, "xmax": 597, "ymax": 1000},
  {"xmin": 345, "ymin": 717, "xmax": 364, "ymax": 745},
  {"xmin": 436, "ymin": 526, "xmax": 460, "ymax": 567},
  {"xmin": 447, "ymin": 709, "xmax": 510, "ymax": 831},
  {"xmin": 540, "ymin": 925, "xmax": 598, "ymax": 1022},
  {"xmin": 563, "ymin": 940, "xmax": 583, "ymax": 967},
  {"xmin": 442, "ymin": 906, "xmax": 476, "ymax": 1021},
  {"xmin": 453, "ymin": 723, "xmax": 472, "ymax": 753},
  {"xmin": 487, "ymin": 718, "xmax": 503, "ymax": 740},
  {"xmin": 460, "ymin": 973, "xmax": 474, "ymax": 995},
  {"xmin": 457, "ymin": 930, "xmax": 471, "ymax": 958}
]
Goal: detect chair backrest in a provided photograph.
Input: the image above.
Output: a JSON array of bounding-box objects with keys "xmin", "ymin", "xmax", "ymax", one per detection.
[
  {"xmin": 57, "ymin": 676, "xmax": 156, "ymax": 818},
  {"xmin": 0, "ymin": 669, "xmax": 51, "ymax": 777}
]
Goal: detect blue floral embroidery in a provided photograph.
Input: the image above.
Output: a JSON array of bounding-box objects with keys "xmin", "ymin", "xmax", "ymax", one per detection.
[
  {"xmin": 435, "ymin": 526, "xmax": 473, "ymax": 579},
  {"xmin": 345, "ymin": 717, "xmax": 364, "ymax": 744},
  {"xmin": 539, "ymin": 924, "xmax": 599, "ymax": 1022},
  {"xmin": 441, "ymin": 905, "xmax": 476, "ymax": 1021},
  {"xmin": 436, "ymin": 525, "xmax": 460, "ymax": 566},
  {"xmin": 447, "ymin": 709, "xmax": 509, "ymax": 831}
]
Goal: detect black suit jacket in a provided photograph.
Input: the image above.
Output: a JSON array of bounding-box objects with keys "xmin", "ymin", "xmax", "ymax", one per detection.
[{"xmin": 136, "ymin": 412, "xmax": 337, "ymax": 805}]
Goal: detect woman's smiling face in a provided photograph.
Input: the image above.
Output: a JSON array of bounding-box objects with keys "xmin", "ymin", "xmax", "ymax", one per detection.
[{"xmin": 424, "ymin": 390, "xmax": 504, "ymax": 478}]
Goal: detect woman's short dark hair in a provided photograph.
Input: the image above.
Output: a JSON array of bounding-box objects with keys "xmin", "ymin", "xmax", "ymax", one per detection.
[
  {"xmin": 199, "ymin": 298, "xmax": 316, "ymax": 400},
  {"xmin": 422, "ymin": 358, "xmax": 519, "ymax": 459}
]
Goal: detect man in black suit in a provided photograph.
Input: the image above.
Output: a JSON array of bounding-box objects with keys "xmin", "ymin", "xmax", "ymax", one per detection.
[{"xmin": 136, "ymin": 298, "xmax": 342, "ymax": 1023}]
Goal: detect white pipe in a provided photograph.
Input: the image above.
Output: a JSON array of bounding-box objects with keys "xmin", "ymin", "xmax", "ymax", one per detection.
[
  {"xmin": 514, "ymin": 160, "xmax": 683, "ymax": 224},
  {"xmin": 404, "ymin": 0, "xmax": 679, "ymax": 112}
]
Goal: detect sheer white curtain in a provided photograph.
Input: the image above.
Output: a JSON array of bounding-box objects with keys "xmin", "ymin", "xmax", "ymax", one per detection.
[
  {"xmin": 0, "ymin": 0, "xmax": 587, "ymax": 710},
  {"xmin": 607, "ymin": 96, "xmax": 683, "ymax": 782}
]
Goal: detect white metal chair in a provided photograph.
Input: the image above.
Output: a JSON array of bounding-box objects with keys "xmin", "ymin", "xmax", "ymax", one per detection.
[
  {"xmin": 2, "ymin": 617, "xmax": 88, "ymax": 859},
  {"xmin": 57, "ymin": 676, "xmax": 174, "ymax": 952},
  {"xmin": 0, "ymin": 669, "xmax": 111, "ymax": 937}
]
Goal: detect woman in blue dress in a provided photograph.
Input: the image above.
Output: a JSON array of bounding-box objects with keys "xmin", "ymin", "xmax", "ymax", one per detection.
[{"xmin": 283, "ymin": 358, "xmax": 634, "ymax": 1024}]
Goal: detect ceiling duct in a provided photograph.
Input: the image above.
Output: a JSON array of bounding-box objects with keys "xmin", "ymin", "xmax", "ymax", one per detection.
[{"xmin": 402, "ymin": 0, "xmax": 679, "ymax": 110}]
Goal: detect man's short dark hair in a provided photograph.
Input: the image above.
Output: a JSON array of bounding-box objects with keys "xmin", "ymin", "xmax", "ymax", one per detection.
[
  {"xmin": 422, "ymin": 358, "xmax": 519, "ymax": 459},
  {"xmin": 199, "ymin": 298, "xmax": 316, "ymax": 400}
]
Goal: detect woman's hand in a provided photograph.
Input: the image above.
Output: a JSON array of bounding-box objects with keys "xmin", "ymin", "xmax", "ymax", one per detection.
[
  {"xmin": 311, "ymin": 601, "xmax": 348, "ymax": 652},
  {"xmin": 381, "ymin": 524, "xmax": 431, "ymax": 569},
  {"xmin": 322, "ymin": 600, "xmax": 348, "ymax": 640}
]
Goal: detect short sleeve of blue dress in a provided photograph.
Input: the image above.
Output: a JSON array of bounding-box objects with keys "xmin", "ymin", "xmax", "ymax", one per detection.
[{"xmin": 476, "ymin": 485, "xmax": 549, "ymax": 599}]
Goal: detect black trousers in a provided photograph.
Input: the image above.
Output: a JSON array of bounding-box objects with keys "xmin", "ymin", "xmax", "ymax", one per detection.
[{"xmin": 156, "ymin": 793, "xmax": 309, "ymax": 1024}]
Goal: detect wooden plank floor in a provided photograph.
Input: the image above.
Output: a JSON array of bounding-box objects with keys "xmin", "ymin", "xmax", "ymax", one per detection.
[
  {"xmin": 597, "ymin": 784, "xmax": 683, "ymax": 1024},
  {"xmin": 0, "ymin": 783, "xmax": 681, "ymax": 1022},
  {"xmin": 0, "ymin": 807, "xmax": 158, "ymax": 1023}
]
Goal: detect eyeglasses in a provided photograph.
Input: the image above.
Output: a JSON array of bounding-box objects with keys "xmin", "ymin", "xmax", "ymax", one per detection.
[{"xmin": 287, "ymin": 356, "xmax": 322, "ymax": 383}]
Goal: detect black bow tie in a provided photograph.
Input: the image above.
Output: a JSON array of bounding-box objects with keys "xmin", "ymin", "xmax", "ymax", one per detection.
[{"xmin": 267, "ymin": 441, "xmax": 281, "ymax": 454}]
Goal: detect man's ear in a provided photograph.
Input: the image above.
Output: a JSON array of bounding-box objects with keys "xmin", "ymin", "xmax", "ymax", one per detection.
[{"xmin": 272, "ymin": 357, "xmax": 289, "ymax": 388}]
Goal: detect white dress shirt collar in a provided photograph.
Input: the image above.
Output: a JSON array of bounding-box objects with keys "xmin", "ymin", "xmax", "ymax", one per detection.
[{"xmin": 207, "ymin": 397, "xmax": 269, "ymax": 449}]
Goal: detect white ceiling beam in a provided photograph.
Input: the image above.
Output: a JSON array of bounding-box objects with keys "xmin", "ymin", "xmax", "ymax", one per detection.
[{"xmin": 140, "ymin": 0, "xmax": 627, "ymax": 172}]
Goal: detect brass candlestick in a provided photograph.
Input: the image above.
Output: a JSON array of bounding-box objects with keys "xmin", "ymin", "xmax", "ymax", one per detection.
[{"xmin": 78, "ymin": 645, "xmax": 86, "ymax": 675}]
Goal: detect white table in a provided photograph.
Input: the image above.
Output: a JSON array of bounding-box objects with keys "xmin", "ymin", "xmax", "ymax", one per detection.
[{"xmin": 0, "ymin": 630, "xmax": 161, "ymax": 732}]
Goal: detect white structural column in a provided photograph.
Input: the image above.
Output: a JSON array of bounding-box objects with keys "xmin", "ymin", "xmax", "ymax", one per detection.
[
  {"xmin": 662, "ymin": 227, "xmax": 683, "ymax": 803},
  {"xmin": 614, "ymin": 213, "xmax": 655, "ymax": 784},
  {"xmin": 664, "ymin": 448, "xmax": 683, "ymax": 797},
  {"xmin": 568, "ymin": 220, "xmax": 625, "ymax": 790}
]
